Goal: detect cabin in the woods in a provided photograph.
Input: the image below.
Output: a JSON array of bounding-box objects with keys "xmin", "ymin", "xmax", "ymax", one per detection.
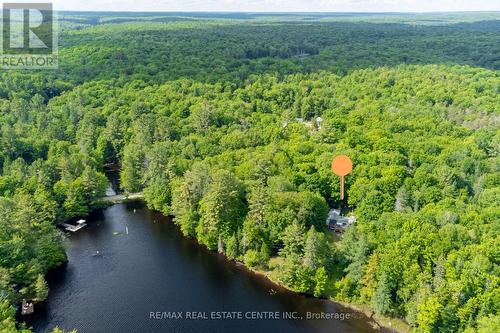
[
  {"xmin": 316, "ymin": 117, "xmax": 323, "ymax": 129},
  {"xmin": 326, "ymin": 209, "xmax": 355, "ymax": 233}
]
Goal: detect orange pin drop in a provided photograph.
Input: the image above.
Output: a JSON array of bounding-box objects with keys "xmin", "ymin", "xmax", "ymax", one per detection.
[{"xmin": 332, "ymin": 155, "xmax": 353, "ymax": 200}]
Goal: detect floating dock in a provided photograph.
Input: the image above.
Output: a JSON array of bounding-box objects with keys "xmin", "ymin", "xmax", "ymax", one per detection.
[{"xmin": 61, "ymin": 219, "xmax": 87, "ymax": 232}]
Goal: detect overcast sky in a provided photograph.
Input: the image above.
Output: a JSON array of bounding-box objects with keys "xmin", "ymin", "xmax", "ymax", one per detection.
[{"xmin": 54, "ymin": 0, "xmax": 500, "ymax": 13}]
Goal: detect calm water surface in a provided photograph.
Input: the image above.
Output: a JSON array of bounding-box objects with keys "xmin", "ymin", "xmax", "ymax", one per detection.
[{"xmin": 25, "ymin": 202, "xmax": 385, "ymax": 333}]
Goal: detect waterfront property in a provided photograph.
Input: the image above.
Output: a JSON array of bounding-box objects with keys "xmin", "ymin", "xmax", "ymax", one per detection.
[{"xmin": 25, "ymin": 202, "xmax": 380, "ymax": 333}]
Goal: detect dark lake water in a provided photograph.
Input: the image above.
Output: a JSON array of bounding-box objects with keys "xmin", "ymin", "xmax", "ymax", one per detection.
[{"xmin": 25, "ymin": 202, "xmax": 385, "ymax": 333}]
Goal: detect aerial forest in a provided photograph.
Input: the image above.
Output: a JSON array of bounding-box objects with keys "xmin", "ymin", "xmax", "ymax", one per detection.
[{"xmin": 0, "ymin": 13, "xmax": 499, "ymax": 333}]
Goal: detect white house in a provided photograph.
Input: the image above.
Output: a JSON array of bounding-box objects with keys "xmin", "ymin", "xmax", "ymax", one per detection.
[{"xmin": 326, "ymin": 209, "xmax": 355, "ymax": 231}]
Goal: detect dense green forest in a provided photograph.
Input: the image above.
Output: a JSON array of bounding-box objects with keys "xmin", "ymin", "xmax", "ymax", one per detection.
[{"xmin": 0, "ymin": 12, "xmax": 499, "ymax": 333}]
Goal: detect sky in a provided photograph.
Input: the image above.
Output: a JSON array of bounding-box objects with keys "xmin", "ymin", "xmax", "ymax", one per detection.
[{"xmin": 53, "ymin": 0, "xmax": 500, "ymax": 13}]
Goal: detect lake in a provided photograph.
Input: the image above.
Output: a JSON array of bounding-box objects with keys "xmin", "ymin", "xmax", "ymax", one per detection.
[{"xmin": 25, "ymin": 202, "xmax": 386, "ymax": 333}]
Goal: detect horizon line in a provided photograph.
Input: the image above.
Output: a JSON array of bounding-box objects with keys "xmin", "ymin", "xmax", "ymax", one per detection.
[{"xmin": 56, "ymin": 10, "xmax": 500, "ymax": 14}]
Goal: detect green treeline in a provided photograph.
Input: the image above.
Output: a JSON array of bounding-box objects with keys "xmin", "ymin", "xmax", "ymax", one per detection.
[
  {"xmin": 0, "ymin": 89, "xmax": 108, "ymax": 333},
  {"xmin": 2, "ymin": 19, "xmax": 500, "ymax": 100},
  {"xmin": 104, "ymin": 66, "xmax": 500, "ymax": 332},
  {"xmin": 1, "ymin": 14, "xmax": 499, "ymax": 333}
]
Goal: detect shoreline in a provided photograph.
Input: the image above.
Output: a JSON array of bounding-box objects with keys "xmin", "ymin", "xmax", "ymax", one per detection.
[
  {"xmin": 56, "ymin": 193, "xmax": 145, "ymax": 228},
  {"xmin": 233, "ymin": 261, "xmax": 407, "ymax": 333},
  {"xmin": 54, "ymin": 198, "xmax": 410, "ymax": 333}
]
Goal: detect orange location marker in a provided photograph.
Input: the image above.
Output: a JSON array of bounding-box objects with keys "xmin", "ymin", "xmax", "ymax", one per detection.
[{"xmin": 332, "ymin": 155, "xmax": 353, "ymax": 200}]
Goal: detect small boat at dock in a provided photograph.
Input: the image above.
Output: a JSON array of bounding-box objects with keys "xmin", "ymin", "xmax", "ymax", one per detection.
[{"xmin": 21, "ymin": 299, "xmax": 34, "ymax": 315}]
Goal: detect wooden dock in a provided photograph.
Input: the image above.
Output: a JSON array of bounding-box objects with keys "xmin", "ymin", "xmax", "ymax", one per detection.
[{"xmin": 61, "ymin": 220, "xmax": 87, "ymax": 232}]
